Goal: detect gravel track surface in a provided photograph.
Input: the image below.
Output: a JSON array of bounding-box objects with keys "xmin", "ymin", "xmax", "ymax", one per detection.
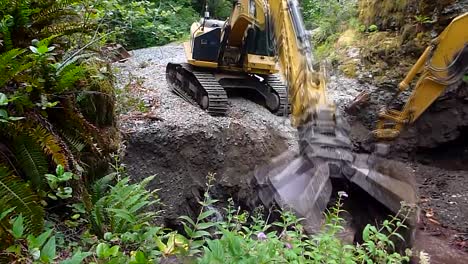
[{"xmin": 114, "ymin": 44, "xmax": 297, "ymax": 150}]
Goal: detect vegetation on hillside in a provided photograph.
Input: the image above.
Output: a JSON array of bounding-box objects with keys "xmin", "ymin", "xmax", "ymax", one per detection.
[
  {"xmin": 87, "ymin": 0, "xmax": 233, "ymax": 50},
  {"xmin": 0, "ymin": 0, "xmax": 118, "ymax": 257},
  {"xmin": 308, "ymin": 0, "xmax": 467, "ymax": 84},
  {"xmin": 2, "ymin": 163, "xmax": 420, "ymax": 263}
]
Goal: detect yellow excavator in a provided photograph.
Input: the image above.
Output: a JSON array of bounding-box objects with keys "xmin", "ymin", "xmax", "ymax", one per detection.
[
  {"xmin": 166, "ymin": 0, "xmax": 290, "ymax": 116},
  {"xmin": 166, "ymin": 0, "xmax": 467, "ymax": 245}
]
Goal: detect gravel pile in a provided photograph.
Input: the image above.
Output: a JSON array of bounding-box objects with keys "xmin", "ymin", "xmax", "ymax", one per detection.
[{"xmin": 113, "ymin": 44, "xmax": 297, "ymax": 150}]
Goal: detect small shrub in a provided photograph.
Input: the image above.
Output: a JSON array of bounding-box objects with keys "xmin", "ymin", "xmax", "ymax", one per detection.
[
  {"xmin": 1, "ymin": 172, "xmax": 421, "ymax": 263},
  {"xmin": 368, "ymin": 24, "xmax": 379, "ymax": 32},
  {"xmin": 302, "ymin": 0, "xmax": 359, "ymax": 59}
]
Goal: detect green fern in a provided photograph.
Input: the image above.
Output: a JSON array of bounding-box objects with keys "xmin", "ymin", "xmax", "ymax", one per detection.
[
  {"xmin": 28, "ymin": 126, "xmax": 68, "ymax": 168},
  {"xmin": 38, "ymin": 22, "xmax": 85, "ymax": 38},
  {"xmin": 31, "ymin": 0, "xmax": 80, "ymax": 25},
  {"xmin": 90, "ymin": 176, "xmax": 159, "ymax": 237},
  {"xmin": 0, "ymin": 48, "xmax": 32, "ymax": 87},
  {"xmin": 56, "ymin": 63, "xmax": 85, "ymax": 92},
  {"xmin": 0, "ymin": 15, "xmax": 14, "ymax": 50},
  {"xmin": 90, "ymin": 172, "xmax": 116, "ymax": 204},
  {"xmin": 0, "ymin": 0, "xmax": 87, "ymax": 51},
  {"xmin": 89, "ymin": 172, "xmax": 116, "ymax": 237},
  {"xmin": 60, "ymin": 129, "xmax": 85, "ymax": 153},
  {"xmin": 0, "ymin": 166, "xmax": 44, "ymax": 235},
  {"xmin": 14, "ymin": 134, "xmax": 49, "ymax": 191}
]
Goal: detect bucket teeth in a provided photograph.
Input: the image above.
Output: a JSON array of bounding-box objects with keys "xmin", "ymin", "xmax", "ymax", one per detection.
[
  {"xmin": 253, "ymin": 150, "xmax": 418, "ymax": 233},
  {"xmin": 342, "ymin": 154, "xmax": 419, "ymax": 222},
  {"xmin": 254, "ymin": 151, "xmax": 333, "ymax": 232}
]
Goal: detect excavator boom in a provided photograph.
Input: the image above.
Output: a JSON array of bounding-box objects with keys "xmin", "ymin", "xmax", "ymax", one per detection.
[{"xmin": 251, "ymin": 0, "xmax": 417, "ymax": 235}]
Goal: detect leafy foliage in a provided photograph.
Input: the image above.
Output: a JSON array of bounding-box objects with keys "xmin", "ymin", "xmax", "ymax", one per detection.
[
  {"xmin": 0, "ymin": 167, "xmax": 44, "ymax": 238},
  {"xmin": 13, "ymin": 134, "xmax": 50, "ymax": 191},
  {"xmin": 0, "ymin": 0, "xmax": 118, "ymax": 250},
  {"xmin": 301, "ymin": 0, "xmax": 358, "ymax": 59},
  {"xmin": 90, "ymin": 174, "xmax": 160, "ymax": 237},
  {"xmin": 1, "ymin": 169, "xmax": 422, "ymax": 263},
  {"xmin": 0, "ymin": 0, "xmax": 84, "ymax": 52},
  {"xmin": 1, "ymin": 214, "xmax": 57, "ymax": 263},
  {"xmin": 93, "ymin": 0, "xmax": 199, "ymax": 50}
]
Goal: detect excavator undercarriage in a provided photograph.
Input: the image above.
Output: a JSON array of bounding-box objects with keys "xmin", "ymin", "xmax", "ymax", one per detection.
[{"xmin": 166, "ymin": 63, "xmax": 290, "ymax": 116}]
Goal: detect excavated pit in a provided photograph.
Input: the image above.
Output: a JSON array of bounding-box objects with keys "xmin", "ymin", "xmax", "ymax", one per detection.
[
  {"xmin": 115, "ymin": 44, "xmax": 299, "ymax": 229},
  {"xmin": 115, "ymin": 44, "xmax": 468, "ymax": 261},
  {"xmin": 122, "ymin": 111, "xmax": 292, "ymax": 227}
]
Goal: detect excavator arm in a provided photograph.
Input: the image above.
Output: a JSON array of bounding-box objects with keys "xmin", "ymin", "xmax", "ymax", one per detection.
[
  {"xmin": 373, "ymin": 12, "xmax": 468, "ymax": 140},
  {"xmin": 230, "ymin": 0, "xmax": 334, "ymax": 125},
  {"xmin": 267, "ymin": 0, "xmax": 333, "ymax": 125},
  {"xmin": 254, "ymin": 0, "xmax": 418, "ymax": 234}
]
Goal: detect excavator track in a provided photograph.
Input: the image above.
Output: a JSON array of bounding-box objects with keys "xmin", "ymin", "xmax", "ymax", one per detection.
[
  {"xmin": 166, "ymin": 63, "xmax": 228, "ymax": 116},
  {"xmin": 264, "ymin": 74, "xmax": 290, "ymax": 116},
  {"xmin": 192, "ymin": 71, "xmax": 228, "ymax": 116}
]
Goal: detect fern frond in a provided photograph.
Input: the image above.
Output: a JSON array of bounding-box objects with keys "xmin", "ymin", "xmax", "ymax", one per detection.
[
  {"xmin": 89, "ymin": 175, "xmax": 158, "ymax": 236},
  {"xmin": 91, "ymin": 172, "xmax": 116, "ymax": 204},
  {"xmin": 0, "ymin": 48, "xmax": 31, "ymax": 87},
  {"xmin": 14, "ymin": 0, "xmax": 31, "ymax": 29},
  {"xmin": 60, "ymin": 97, "xmax": 102, "ymax": 155},
  {"xmin": 60, "ymin": 129, "xmax": 85, "ymax": 153},
  {"xmin": 0, "ymin": 15, "xmax": 14, "ymax": 50},
  {"xmin": 14, "ymin": 134, "xmax": 49, "ymax": 191},
  {"xmin": 38, "ymin": 22, "xmax": 85, "ymax": 37},
  {"xmin": 0, "ymin": 165, "xmax": 44, "ymax": 235},
  {"xmin": 28, "ymin": 126, "xmax": 68, "ymax": 168},
  {"xmin": 32, "ymin": 5, "xmax": 79, "ymax": 26},
  {"xmin": 90, "ymin": 195, "xmax": 106, "ymax": 237},
  {"xmin": 56, "ymin": 63, "xmax": 85, "ymax": 92},
  {"xmin": 0, "ymin": 48, "xmax": 24, "ymax": 65}
]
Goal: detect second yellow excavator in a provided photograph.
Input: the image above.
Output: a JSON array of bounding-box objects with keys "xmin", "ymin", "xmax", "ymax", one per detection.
[
  {"xmin": 166, "ymin": 0, "xmax": 425, "ymax": 242},
  {"xmin": 372, "ymin": 13, "xmax": 468, "ymax": 141}
]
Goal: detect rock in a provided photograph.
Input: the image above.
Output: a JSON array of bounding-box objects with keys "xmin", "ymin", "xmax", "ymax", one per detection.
[{"xmin": 101, "ymin": 44, "xmax": 131, "ymax": 62}]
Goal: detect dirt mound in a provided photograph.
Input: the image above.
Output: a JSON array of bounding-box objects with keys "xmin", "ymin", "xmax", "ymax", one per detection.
[
  {"xmin": 122, "ymin": 105, "xmax": 292, "ymax": 225},
  {"xmin": 416, "ymin": 164, "xmax": 468, "ymax": 232}
]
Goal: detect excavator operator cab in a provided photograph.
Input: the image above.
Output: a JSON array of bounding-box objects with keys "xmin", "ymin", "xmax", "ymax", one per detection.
[{"xmin": 191, "ymin": 19, "xmax": 224, "ymax": 62}]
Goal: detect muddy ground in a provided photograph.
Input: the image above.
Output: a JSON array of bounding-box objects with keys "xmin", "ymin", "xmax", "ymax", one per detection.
[{"xmin": 114, "ymin": 44, "xmax": 468, "ymax": 262}]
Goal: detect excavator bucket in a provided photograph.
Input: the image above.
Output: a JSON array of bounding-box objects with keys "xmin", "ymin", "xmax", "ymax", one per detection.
[
  {"xmin": 254, "ymin": 147, "xmax": 418, "ymax": 233},
  {"xmin": 255, "ymin": 151, "xmax": 332, "ymax": 231}
]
